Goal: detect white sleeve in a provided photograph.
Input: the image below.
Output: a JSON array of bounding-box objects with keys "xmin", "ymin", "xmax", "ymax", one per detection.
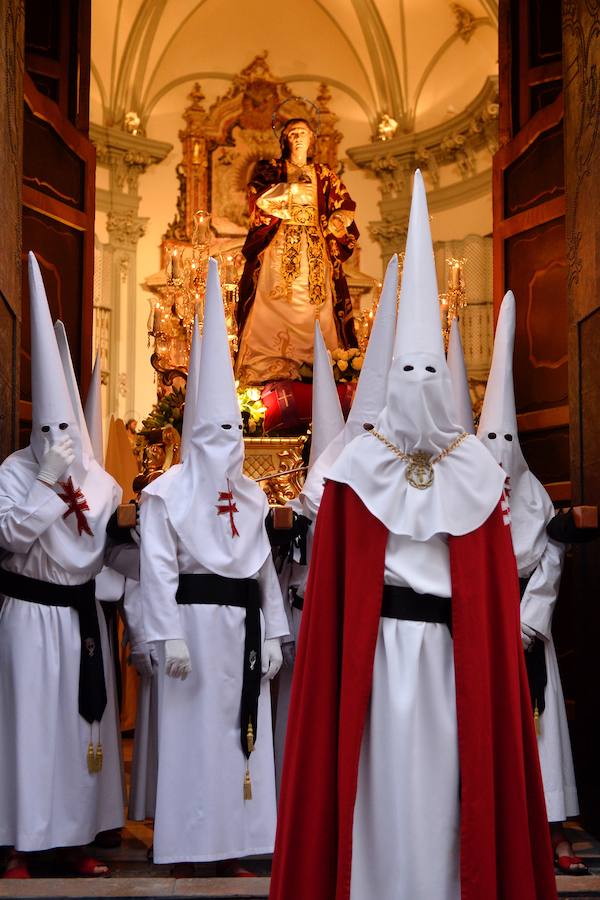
[
  {"xmin": 257, "ymin": 554, "xmax": 290, "ymax": 641},
  {"xmin": 104, "ymin": 541, "xmax": 140, "ymax": 581},
  {"xmin": 0, "ymin": 479, "xmax": 66, "ymax": 554},
  {"xmin": 122, "ymin": 579, "xmax": 146, "ymax": 648},
  {"xmin": 139, "ymin": 493, "xmax": 184, "ymax": 642},
  {"xmin": 520, "ymin": 538, "xmax": 565, "ymax": 641}
]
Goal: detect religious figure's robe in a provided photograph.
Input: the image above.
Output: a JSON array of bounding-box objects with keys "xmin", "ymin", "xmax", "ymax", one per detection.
[
  {"xmin": 0, "ymin": 449, "xmax": 124, "ymax": 852},
  {"xmin": 520, "ymin": 536, "xmax": 579, "ymax": 822},
  {"xmin": 235, "ymin": 159, "xmax": 358, "ymax": 384},
  {"xmin": 270, "ymin": 481, "xmax": 557, "ymax": 900},
  {"xmin": 139, "ymin": 492, "xmax": 289, "ymax": 864}
]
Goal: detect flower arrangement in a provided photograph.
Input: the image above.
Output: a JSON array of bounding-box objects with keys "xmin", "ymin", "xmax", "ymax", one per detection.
[
  {"xmin": 139, "ymin": 386, "xmax": 185, "ymax": 434},
  {"xmin": 237, "ymin": 384, "xmax": 267, "ymax": 435},
  {"xmin": 330, "ymin": 347, "xmax": 364, "ymax": 382}
]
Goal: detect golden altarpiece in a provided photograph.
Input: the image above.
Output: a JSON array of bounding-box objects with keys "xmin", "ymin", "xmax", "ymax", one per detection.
[{"xmin": 137, "ymin": 54, "xmax": 377, "ymax": 502}]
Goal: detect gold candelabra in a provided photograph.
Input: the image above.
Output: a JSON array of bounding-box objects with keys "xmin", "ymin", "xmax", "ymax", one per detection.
[{"xmin": 440, "ymin": 257, "xmax": 467, "ymax": 349}]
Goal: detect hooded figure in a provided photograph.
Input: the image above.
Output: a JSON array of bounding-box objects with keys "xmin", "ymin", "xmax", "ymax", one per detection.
[
  {"xmin": 139, "ymin": 258, "xmax": 289, "ymax": 868},
  {"xmin": 270, "ymin": 173, "xmax": 557, "ymax": 900},
  {"xmin": 299, "ymin": 254, "xmax": 399, "ymax": 521},
  {"xmin": 128, "ymin": 316, "xmax": 201, "ymax": 825},
  {"xmin": 0, "ymin": 254, "xmax": 123, "ymax": 876},
  {"xmin": 478, "ymin": 291, "xmax": 582, "ymax": 873},
  {"xmin": 446, "ymin": 317, "xmax": 475, "ymax": 435}
]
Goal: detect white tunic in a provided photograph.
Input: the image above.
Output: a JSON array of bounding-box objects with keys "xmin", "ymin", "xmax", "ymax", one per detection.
[
  {"xmin": 350, "ymin": 532, "xmax": 460, "ymax": 900},
  {"xmin": 520, "ymin": 538, "xmax": 578, "ymax": 821},
  {"xmin": 0, "ymin": 479, "xmax": 124, "ymax": 851},
  {"xmin": 140, "ymin": 494, "xmax": 289, "ymax": 864}
]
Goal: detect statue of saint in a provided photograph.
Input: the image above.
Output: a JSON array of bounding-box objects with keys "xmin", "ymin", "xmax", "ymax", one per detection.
[{"xmin": 235, "ymin": 118, "xmax": 359, "ymax": 385}]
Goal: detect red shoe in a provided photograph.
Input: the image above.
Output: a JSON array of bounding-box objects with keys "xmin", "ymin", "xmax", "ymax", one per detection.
[
  {"xmin": 215, "ymin": 859, "xmax": 255, "ymax": 877},
  {"xmin": 2, "ymin": 864, "xmax": 31, "ymax": 879},
  {"xmin": 67, "ymin": 855, "xmax": 111, "ymax": 877},
  {"xmin": 552, "ymin": 837, "xmax": 590, "ymax": 876}
]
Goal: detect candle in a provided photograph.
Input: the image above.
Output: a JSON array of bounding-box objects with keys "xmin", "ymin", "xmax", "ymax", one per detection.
[{"xmin": 171, "ymin": 248, "xmax": 179, "ymax": 280}]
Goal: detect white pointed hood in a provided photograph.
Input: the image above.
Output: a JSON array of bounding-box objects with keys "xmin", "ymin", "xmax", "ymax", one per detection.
[
  {"xmin": 308, "ymin": 321, "xmax": 344, "ymax": 469},
  {"xmin": 180, "ymin": 314, "xmax": 201, "ymax": 462},
  {"xmin": 19, "ymin": 261, "xmax": 120, "ymax": 573},
  {"xmin": 477, "ymin": 290, "xmax": 554, "ymax": 571},
  {"xmin": 53, "ymin": 320, "xmax": 94, "ymax": 475},
  {"xmin": 328, "ymin": 171, "xmax": 505, "ymax": 539},
  {"xmin": 84, "ymin": 353, "xmax": 104, "ymax": 464},
  {"xmin": 29, "ymin": 253, "xmax": 81, "ymax": 468},
  {"xmin": 447, "ymin": 318, "xmax": 474, "ymax": 435},
  {"xmin": 144, "ymin": 258, "xmax": 270, "ymax": 578},
  {"xmin": 300, "ymin": 255, "xmax": 398, "ymax": 519}
]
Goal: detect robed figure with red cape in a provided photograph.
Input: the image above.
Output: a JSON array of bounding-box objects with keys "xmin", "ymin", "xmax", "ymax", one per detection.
[
  {"xmin": 235, "ymin": 118, "xmax": 358, "ymax": 385},
  {"xmin": 270, "ymin": 172, "xmax": 557, "ymax": 900}
]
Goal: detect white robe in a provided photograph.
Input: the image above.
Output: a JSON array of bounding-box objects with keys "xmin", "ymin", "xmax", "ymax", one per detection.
[
  {"xmin": 520, "ymin": 537, "xmax": 578, "ymax": 821},
  {"xmin": 125, "ymin": 579, "xmax": 158, "ymax": 822},
  {"xmin": 350, "ymin": 532, "xmax": 460, "ymax": 900},
  {"xmin": 140, "ymin": 493, "xmax": 289, "ymax": 864},
  {"xmin": 0, "ymin": 479, "xmax": 124, "ymax": 852}
]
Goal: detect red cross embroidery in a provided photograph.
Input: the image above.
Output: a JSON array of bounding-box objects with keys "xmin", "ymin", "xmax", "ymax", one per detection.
[
  {"xmin": 216, "ymin": 479, "xmax": 240, "ymax": 537},
  {"xmin": 57, "ymin": 477, "xmax": 94, "ymax": 537}
]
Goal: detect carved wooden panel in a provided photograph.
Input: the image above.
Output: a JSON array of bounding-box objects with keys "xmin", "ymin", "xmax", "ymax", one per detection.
[
  {"xmin": 504, "ymin": 218, "xmax": 568, "ymax": 413},
  {"xmin": 503, "ymin": 123, "xmax": 564, "ymax": 216},
  {"xmin": 25, "ymin": 0, "xmax": 90, "ymax": 132},
  {"xmin": 0, "ymin": 0, "xmax": 24, "ymax": 460}
]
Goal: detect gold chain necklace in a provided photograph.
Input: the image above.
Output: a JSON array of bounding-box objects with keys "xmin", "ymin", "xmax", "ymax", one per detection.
[{"xmin": 367, "ymin": 428, "xmax": 469, "ymax": 490}]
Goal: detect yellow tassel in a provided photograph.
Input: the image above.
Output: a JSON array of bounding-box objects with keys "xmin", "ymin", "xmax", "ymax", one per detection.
[
  {"xmin": 244, "ymin": 764, "xmax": 253, "ymax": 801},
  {"xmin": 87, "ymin": 741, "xmax": 95, "ymax": 774},
  {"xmin": 247, "ymin": 720, "xmax": 255, "ymax": 754},
  {"xmin": 94, "ymin": 742, "xmax": 103, "ymax": 773},
  {"xmin": 534, "ymin": 703, "xmax": 541, "ymax": 736}
]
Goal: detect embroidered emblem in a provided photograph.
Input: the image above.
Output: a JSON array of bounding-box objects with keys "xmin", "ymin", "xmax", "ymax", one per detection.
[
  {"xmin": 57, "ymin": 477, "xmax": 94, "ymax": 537},
  {"xmin": 501, "ymin": 488, "xmax": 512, "ymax": 526},
  {"xmin": 216, "ymin": 478, "xmax": 240, "ymax": 537},
  {"xmin": 406, "ymin": 452, "xmax": 434, "ymax": 490},
  {"xmin": 249, "ymin": 650, "xmax": 257, "ymax": 671},
  {"xmin": 84, "ymin": 637, "xmax": 96, "ymax": 657}
]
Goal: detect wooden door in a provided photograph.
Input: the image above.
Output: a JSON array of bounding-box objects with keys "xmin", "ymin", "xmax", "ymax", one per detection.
[{"xmin": 20, "ymin": 1, "xmax": 95, "ymax": 446}]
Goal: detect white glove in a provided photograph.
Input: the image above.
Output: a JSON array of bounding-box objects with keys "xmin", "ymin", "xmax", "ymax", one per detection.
[
  {"xmin": 521, "ymin": 622, "xmax": 537, "ymax": 651},
  {"xmin": 164, "ymin": 638, "xmax": 191, "ymax": 680},
  {"xmin": 37, "ymin": 437, "xmax": 75, "ymax": 486},
  {"xmin": 129, "ymin": 642, "xmax": 157, "ymax": 678},
  {"xmin": 282, "ymin": 640, "xmax": 296, "ymax": 668},
  {"xmin": 262, "ymin": 638, "xmax": 283, "ymax": 680}
]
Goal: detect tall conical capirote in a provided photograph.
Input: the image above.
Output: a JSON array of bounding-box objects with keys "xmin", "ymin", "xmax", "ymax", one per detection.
[
  {"xmin": 477, "ymin": 289, "xmax": 554, "ymax": 570},
  {"xmin": 180, "ymin": 313, "xmax": 201, "ymax": 461},
  {"xmin": 325, "ymin": 170, "xmax": 505, "ymax": 540},
  {"xmin": 53, "ymin": 320, "xmax": 94, "ymax": 466},
  {"xmin": 447, "ymin": 318, "xmax": 474, "ymax": 435},
  {"xmin": 346, "ymin": 254, "xmax": 398, "ymax": 435},
  {"xmin": 393, "ymin": 170, "xmax": 444, "ymax": 359},
  {"xmin": 84, "ymin": 353, "xmax": 104, "ymax": 463},
  {"xmin": 193, "ymin": 258, "xmax": 241, "ymax": 431},
  {"xmin": 308, "ymin": 320, "xmax": 344, "ymax": 470},
  {"xmin": 28, "ymin": 252, "xmax": 80, "ymax": 464},
  {"xmin": 477, "ymin": 291, "xmax": 518, "ymax": 440}
]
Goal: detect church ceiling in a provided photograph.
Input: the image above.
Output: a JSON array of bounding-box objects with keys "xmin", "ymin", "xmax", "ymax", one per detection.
[{"xmin": 91, "ymin": 0, "xmax": 498, "ymax": 140}]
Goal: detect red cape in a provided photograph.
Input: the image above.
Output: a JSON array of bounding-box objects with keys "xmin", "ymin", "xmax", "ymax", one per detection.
[{"xmin": 270, "ymin": 481, "xmax": 556, "ymax": 900}]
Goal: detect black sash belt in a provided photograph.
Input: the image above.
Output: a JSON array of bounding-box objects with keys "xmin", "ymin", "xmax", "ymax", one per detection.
[
  {"xmin": 381, "ymin": 585, "xmax": 452, "ymax": 632},
  {"xmin": 291, "ymin": 592, "xmax": 304, "ymax": 612},
  {"xmin": 520, "ymin": 575, "xmax": 547, "ymax": 718},
  {"xmin": 176, "ymin": 573, "xmax": 261, "ymax": 760},
  {"xmin": 0, "ymin": 568, "xmax": 106, "ymax": 725}
]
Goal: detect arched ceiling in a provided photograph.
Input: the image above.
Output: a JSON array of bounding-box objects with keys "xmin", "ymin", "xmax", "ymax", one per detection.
[{"xmin": 91, "ymin": 0, "xmax": 498, "ymax": 138}]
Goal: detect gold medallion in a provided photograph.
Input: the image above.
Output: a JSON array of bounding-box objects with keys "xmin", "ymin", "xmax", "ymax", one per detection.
[{"xmin": 405, "ymin": 451, "xmax": 434, "ymax": 490}]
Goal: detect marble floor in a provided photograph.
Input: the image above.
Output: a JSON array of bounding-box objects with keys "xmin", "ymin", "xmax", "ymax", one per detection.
[{"xmin": 1, "ymin": 740, "xmax": 600, "ymax": 897}]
